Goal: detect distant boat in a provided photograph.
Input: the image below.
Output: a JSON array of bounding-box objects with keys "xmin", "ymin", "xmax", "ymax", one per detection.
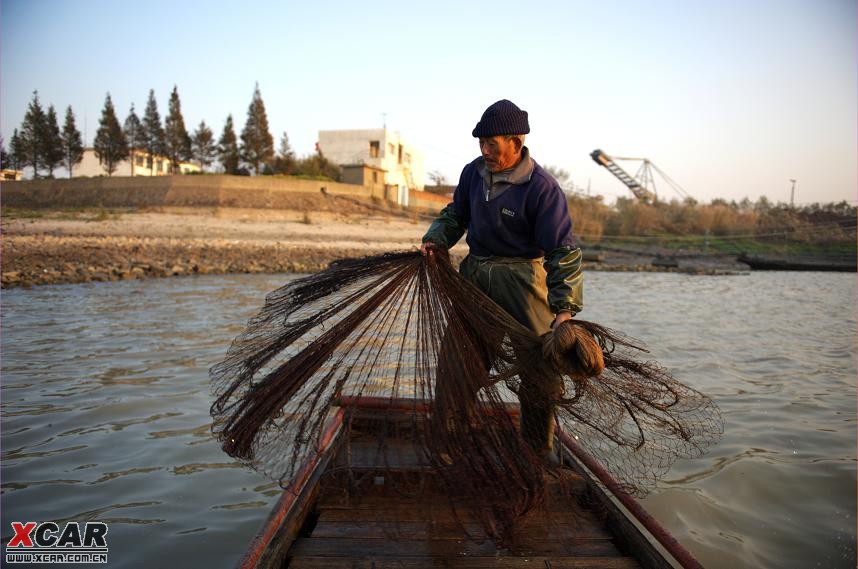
[
  {"xmin": 651, "ymin": 255, "xmax": 679, "ymax": 268},
  {"xmin": 582, "ymin": 250, "xmax": 604, "ymax": 263},
  {"xmin": 737, "ymin": 253, "xmax": 856, "ymax": 272}
]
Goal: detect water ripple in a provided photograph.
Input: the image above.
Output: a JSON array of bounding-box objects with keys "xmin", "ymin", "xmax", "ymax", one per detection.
[{"xmin": 1, "ymin": 271, "xmax": 854, "ymax": 568}]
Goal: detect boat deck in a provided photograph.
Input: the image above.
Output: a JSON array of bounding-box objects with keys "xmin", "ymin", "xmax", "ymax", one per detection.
[{"xmin": 282, "ymin": 426, "xmax": 642, "ymax": 568}]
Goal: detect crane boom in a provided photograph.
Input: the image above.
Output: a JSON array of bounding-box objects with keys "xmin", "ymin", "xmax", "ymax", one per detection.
[{"xmin": 590, "ymin": 149, "xmax": 654, "ymax": 201}]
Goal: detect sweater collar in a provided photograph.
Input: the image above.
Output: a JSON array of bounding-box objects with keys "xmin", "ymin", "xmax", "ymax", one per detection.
[{"xmin": 477, "ymin": 146, "xmax": 534, "ymax": 186}]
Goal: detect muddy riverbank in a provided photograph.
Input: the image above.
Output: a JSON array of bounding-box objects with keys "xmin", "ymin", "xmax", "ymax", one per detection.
[{"xmin": 1, "ymin": 207, "xmax": 746, "ymax": 287}]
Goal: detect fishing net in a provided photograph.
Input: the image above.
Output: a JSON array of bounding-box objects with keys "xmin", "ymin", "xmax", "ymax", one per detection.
[{"xmin": 210, "ymin": 250, "xmax": 722, "ymax": 541}]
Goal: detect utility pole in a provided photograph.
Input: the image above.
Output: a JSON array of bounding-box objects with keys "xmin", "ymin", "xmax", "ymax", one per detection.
[{"xmin": 789, "ymin": 179, "xmax": 796, "ymax": 207}]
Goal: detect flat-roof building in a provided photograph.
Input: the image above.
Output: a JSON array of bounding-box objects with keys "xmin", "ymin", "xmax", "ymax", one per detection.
[
  {"xmin": 318, "ymin": 129, "xmax": 424, "ymax": 206},
  {"xmin": 76, "ymin": 148, "xmax": 200, "ymax": 177}
]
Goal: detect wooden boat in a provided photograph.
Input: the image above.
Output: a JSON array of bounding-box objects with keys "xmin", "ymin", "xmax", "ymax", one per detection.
[
  {"xmin": 581, "ymin": 250, "xmax": 605, "ymax": 263},
  {"xmin": 737, "ymin": 252, "xmax": 856, "ymax": 272},
  {"xmin": 650, "ymin": 256, "xmax": 679, "ymax": 269},
  {"xmin": 238, "ymin": 396, "xmax": 703, "ymax": 569}
]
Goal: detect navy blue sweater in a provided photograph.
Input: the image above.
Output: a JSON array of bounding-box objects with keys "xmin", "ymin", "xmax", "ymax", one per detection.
[
  {"xmin": 449, "ymin": 157, "xmax": 577, "ymax": 258},
  {"xmin": 423, "ymin": 153, "xmax": 583, "ymax": 314}
]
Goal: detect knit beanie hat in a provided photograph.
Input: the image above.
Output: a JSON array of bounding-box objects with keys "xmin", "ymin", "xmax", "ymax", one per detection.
[{"xmin": 472, "ymin": 99, "xmax": 530, "ymax": 137}]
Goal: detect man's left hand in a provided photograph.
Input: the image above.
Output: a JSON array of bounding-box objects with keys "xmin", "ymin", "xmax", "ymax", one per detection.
[{"xmin": 551, "ymin": 311, "xmax": 573, "ymax": 329}]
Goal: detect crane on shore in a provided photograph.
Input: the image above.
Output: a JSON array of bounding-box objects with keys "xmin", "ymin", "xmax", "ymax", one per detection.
[{"xmin": 590, "ymin": 149, "xmax": 691, "ymax": 202}]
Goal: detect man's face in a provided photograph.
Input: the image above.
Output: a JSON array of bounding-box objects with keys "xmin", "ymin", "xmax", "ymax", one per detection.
[{"xmin": 479, "ymin": 136, "xmax": 521, "ymax": 172}]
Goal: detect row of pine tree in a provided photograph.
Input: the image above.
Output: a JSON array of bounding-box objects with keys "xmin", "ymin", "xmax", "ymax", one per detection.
[{"xmin": 3, "ymin": 84, "xmax": 339, "ymax": 179}]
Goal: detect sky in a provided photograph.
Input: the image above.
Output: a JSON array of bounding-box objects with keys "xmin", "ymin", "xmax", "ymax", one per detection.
[{"xmin": 2, "ymin": 0, "xmax": 856, "ymax": 205}]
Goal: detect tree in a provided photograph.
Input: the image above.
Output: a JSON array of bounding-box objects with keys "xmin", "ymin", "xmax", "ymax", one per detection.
[
  {"xmin": 754, "ymin": 196, "xmax": 772, "ymax": 214},
  {"xmin": 239, "ymin": 83, "xmax": 274, "ymax": 175},
  {"xmin": 164, "ymin": 85, "xmax": 192, "ymax": 172},
  {"xmin": 142, "ymin": 89, "xmax": 165, "ymax": 175},
  {"xmin": 124, "ymin": 104, "xmax": 146, "ymax": 176},
  {"xmin": 218, "ymin": 114, "xmax": 240, "ymax": 174},
  {"xmin": 93, "ymin": 93, "xmax": 128, "ymax": 176},
  {"xmin": 41, "ymin": 105, "xmax": 64, "ymax": 177},
  {"xmin": 19, "ymin": 90, "xmax": 46, "ymax": 178},
  {"xmin": 9, "ymin": 129, "xmax": 23, "ymax": 171},
  {"xmin": 427, "ymin": 170, "xmax": 447, "ymax": 186},
  {"xmin": 191, "ymin": 120, "xmax": 216, "ymax": 171},
  {"xmin": 544, "ymin": 164, "xmax": 572, "ymax": 192},
  {"xmin": 60, "ymin": 106, "xmax": 84, "ymax": 178},
  {"xmin": 273, "ymin": 131, "xmax": 297, "ymax": 174},
  {"xmin": 0, "ymin": 135, "xmax": 9, "ymax": 169},
  {"xmin": 294, "ymin": 153, "xmax": 341, "ymax": 181}
]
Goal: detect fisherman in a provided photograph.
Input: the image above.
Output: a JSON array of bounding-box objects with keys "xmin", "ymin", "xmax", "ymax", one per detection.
[{"xmin": 420, "ymin": 99, "xmax": 583, "ymax": 462}]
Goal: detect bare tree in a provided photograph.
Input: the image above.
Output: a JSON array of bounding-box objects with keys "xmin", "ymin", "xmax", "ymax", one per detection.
[
  {"xmin": 428, "ymin": 170, "xmax": 447, "ymax": 186},
  {"xmin": 544, "ymin": 164, "xmax": 572, "ymax": 192}
]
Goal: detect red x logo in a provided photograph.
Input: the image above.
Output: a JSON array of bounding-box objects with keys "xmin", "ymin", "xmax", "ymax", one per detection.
[{"xmin": 8, "ymin": 522, "xmax": 37, "ymax": 547}]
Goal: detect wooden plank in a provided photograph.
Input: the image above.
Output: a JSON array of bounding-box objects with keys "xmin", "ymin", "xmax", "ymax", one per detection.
[
  {"xmin": 314, "ymin": 514, "xmax": 612, "ymax": 538},
  {"xmin": 288, "ymin": 556, "xmax": 641, "ymax": 568},
  {"xmin": 316, "ymin": 501, "xmax": 598, "ymax": 534},
  {"xmin": 316, "ymin": 501, "xmax": 595, "ymax": 525},
  {"xmin": 309, "ymin": 519, "xmax": 612, "ymax": 540},
  {"xmin": 288, "ymin": 537, "xmax": 623, "ymax": 558},
  {"xmin": 333, "ymin": 438, "xmax": 430, "ymax": 470},
  {"xmin": 318, "ymin": 492, "xmax": 587, "ymax": 513},
  {"xmin": 316, "ymin": 498, "xmax": 608, "ymax": 525},
  {"xmin": 318, "ymin": 478, "xmax": 587, "ymax": 511}
]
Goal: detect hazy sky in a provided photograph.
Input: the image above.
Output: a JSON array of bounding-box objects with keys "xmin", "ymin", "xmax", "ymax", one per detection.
[{"xmin": 2, "ymin": 0, "xmax": 855, "ymax": 204}]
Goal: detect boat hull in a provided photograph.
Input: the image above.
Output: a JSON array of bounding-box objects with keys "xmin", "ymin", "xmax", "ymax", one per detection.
[{"xmin": 239, "ymin": 397, "xmax": 701, "ymax": 569}]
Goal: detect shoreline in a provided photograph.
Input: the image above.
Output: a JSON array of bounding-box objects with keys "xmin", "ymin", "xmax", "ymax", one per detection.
[{"xmin": 1, "ymin": 208, "xmax": 747, "ymax": 288}]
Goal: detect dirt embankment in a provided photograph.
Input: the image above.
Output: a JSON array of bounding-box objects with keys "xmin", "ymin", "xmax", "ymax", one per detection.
[
  {"xmin": 1, "ymin": 205, "xmax": 746, "ymax": 288},
  {"xmin": 1, "ymin": 207, "xmax": 451, "ymax": 287}
]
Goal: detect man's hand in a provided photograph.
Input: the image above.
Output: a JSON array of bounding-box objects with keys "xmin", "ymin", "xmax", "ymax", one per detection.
[
  {"xmin": 420, "ymin": 241, "xmax": 438, "ymax": 257},
  {"xmin": 551, "ymin": 311, "xmax": 573, "ymax": 329}
]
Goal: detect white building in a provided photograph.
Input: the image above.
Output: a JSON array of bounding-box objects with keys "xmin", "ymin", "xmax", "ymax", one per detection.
[
  {"xmin": 1, "ymin": 169, "xmax": 24, "ymax": 181},
  {"xmin": 317, "ymin": 129, "xmax": 425, "ymax": 206},
  {"xmin": 76, "ymin": 148, "xmax": 200, "ymax": 177}
]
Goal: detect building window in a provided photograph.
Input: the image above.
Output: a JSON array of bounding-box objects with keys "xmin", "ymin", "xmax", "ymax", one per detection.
[
  {"xmin": 398, "ymin": 144, "xmax": 403, "ymax": 164},
  {"xmin": 372, "ymin": 171, "xmax": 378, "ymax": 183},
  {"xmin": 135, "ymin": 155, "xmax": 145, "ymax": 167},
  {"xmin": 388, "ymin": 143, "xmax": 395, "ymax": 156},
  {"xmin": 369, "ymin": 140, "xmax": 380, "ymax": 158},
  {"xmin": 404, "ymin": 152, "xmax": 411, "ymax": 165}
]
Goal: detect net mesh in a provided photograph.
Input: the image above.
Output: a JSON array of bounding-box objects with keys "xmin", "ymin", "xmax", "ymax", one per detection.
[{"xmin": 210, "ymin": 250, "xmax": 722, "ymax": 541}]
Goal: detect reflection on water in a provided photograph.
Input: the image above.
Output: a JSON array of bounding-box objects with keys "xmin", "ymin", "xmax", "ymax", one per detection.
[{"xmin": 1, "ymin": 271, "xmax": 855, "ymax": 568}]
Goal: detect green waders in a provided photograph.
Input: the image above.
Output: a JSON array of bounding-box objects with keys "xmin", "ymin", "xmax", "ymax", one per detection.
[{"xmin": 458, "ymin": 254, "xmax": 563, "ymax": 458}]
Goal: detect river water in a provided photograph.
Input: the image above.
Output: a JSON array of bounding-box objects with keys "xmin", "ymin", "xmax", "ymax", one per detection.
[{"xmin": 1, "ymin": 270, "xmax": 855, "ymax": 568}]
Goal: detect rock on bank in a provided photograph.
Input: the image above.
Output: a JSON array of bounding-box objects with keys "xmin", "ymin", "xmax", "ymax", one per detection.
[{"xmin": 2, "ymin": 235, "xmax": 378, "ymax": 287}]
